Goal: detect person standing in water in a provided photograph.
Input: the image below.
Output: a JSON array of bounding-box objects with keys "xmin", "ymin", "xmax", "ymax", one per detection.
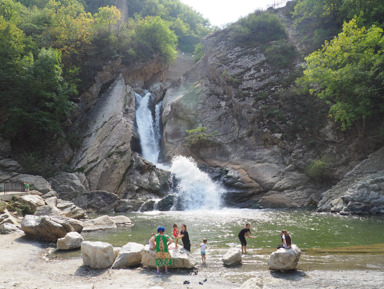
[
  {"xmin": 178, "ymin": 224, "xmax": 191, "ymax": 252},
  {"xmin": 238, "ymin": 223, "xmax": 255, "ymax": 254},
  {"xmin": 200, "ymin": 238, "xmax": 208, "ymax": 264},
  {"xmin": 150, "ymin": 226, "xmax": 173, "ymax": 274}
]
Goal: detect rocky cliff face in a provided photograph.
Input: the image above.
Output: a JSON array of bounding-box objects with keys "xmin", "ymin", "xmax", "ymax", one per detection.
[{"xmin": 160, "ymin": 8, "xmax": 384, "ymax": 210}]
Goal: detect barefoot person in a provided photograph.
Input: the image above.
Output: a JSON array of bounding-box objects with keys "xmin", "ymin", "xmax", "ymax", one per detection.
[
  {"xmin": 200, "ymin": 238, "xmax": 208, "ymax": 264},
  {"xmin": 277, "ymin": 229, "xmax": 292, "ymax": 249},
  {"xmin": 238, "ymin": 223, "xmax": 255, "ymax": 254},
  {"xmin": 150, "ymin": 226, "xmax": 173, "ymax": 274},
  {"xmin": 178, "ymin": 224, "xmax": 191, "ymax": 252}
]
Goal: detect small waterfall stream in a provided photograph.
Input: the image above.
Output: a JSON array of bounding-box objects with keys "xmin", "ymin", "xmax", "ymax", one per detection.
[{"xmin": 135, "ymin": 90, "xmax": 224, "ymax": 210}]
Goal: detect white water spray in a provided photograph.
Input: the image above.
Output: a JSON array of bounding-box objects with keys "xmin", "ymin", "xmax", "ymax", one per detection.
[
  {"xmin": 135, "ymin": 92, "xmax": 161, "ymax": 164},
  {"xmin": 170, "ymin": 156, "xmax": 224, "ymax": 210}
]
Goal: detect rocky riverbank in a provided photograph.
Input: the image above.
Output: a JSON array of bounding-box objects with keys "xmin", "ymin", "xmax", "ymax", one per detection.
[{"xmin": 1, "ymin": 233, "xmax": 383, "ymax": 289}]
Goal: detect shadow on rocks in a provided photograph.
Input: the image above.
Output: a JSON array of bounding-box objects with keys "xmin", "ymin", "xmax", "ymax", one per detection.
[
  {"xmin": 74, "ymin": 265, "xmax": 108, "ymax": 277},
  {"xmin": 270, "ymin": 270, "xmax": 307, "ymax": 281}
]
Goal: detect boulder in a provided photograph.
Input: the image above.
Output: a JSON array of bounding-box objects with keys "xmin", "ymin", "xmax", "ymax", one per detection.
[
  {"xmin": 56, "ymin": 199, "xmax": 86, "ymax": 219},
  {"xmin": 240, "ymin": 277, "xmax": 262, "ymax": 289},
  {"xmin": 141, "ymin": 245, "xmax": 197, "ymax": 269},
  {"xmin": 19, "ymin": 194, "xmax": 45, "ymax": 211},
  {"xmin": 14, "ymin": 174, "xmax": 52, "ymax": 194},
  {"xmin": 50, "ymin": 172, "xmax": 88, "ymax": 201},
  {"xmin": 112, "ymin": 242, "xmax": 144, "ymax": 268},
  {"xmin": 0, "ymin": 209, "xmax": 19, "ymax": 226},
  {"xmin": 109, "ymin": 215, "xmax": 132, "ymax": 227},
  {"xmin": 42, "ymin": 191, "xmax": 59, "ymax": 199},
  {"xmin": 35, "ymin": 205, "xmax": 62, "ymax": 217},
  {"xmin": 222, "ymin": 248, "xmax": 242, "ymax": 266},
  {"xmin": 268, "ymin": 244, "xmax": 301, "ymax": 270},
  {"xmin": 0, "ymin": 223, "xmax": 23, "ymax": 234},
  {"xmin": 73, "ymin": 191, "xmax": 120, "ymax": 213},
  {"xmin": 81, "ymin": 241, "xmax": 115, "ymax": 269},
  {"xmin": 82, "ymin": 215, "xmax": 117, "ymax": 231},
  {"xmin": 57, "ymin": 231, "xmax": 84, "ymax": 250},
  {"xmin": 21, "ymin": 215, "xmax": 83, "ymax": 242}
]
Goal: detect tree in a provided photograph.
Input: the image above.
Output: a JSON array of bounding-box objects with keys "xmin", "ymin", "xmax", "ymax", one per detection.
[
  {"xmin": 134, "ymin": 16, "xmax": 177, "ymax": 63},
  {"xmin": 298, "ymin": 17, "xmax": 384, "ymax": 136}
]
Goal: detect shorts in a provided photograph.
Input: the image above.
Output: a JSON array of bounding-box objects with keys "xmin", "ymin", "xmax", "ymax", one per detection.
[
  {"xmin": 239, "ymin": 236, "xmax": 247, "ymax": 246},
  {"xmin": 201, "ymin": 250, "xmax": 206, "ymax": 255}
]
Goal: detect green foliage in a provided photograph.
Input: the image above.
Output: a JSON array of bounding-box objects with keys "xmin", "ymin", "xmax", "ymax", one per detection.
[
  {"xmin": 305, "ymin": 156, "xmax": 331, "ymax": 182},
  {"xmin": 265, "ymin": 41, "xmax": 298, "ymax": 69},
  {"xmin": 134, "ymin": 16, "xmax": 178, "ymax": 64},
  {"xmin": 193, "ymin": 42, "xmax": 204, "ymax": 62},
  {"xmin": 0, "ymin": 201, "xmax": 6, "ymax": 213},
  {"xmin": 18, "ymin": 151, "xmax": 54, "ymax": 176},
  {"xmin": 185, "ymin": 127, "xmax": 217, "ymax": 148},
  {"xmin": 229, "ymin": 12, "xmax": 287, "ymax": 46},
  {"xmin": 298, "ymin": 17, "xmax": 384, "ymax": 135},
  {"xmin": 6, "ymin": 197, "xmax": 35, "ymax": 216}
]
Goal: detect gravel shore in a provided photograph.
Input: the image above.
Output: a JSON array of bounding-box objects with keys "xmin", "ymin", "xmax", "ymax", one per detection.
[{"xmin": 0, "ymin": 233, "xmax": 383, "ymax": 289}]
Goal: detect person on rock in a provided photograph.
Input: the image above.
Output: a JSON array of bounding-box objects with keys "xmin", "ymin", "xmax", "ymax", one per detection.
[
  {"xmin": 238, "ymin": 223, "xmax": 255, "ymax": 254},
  {"xmin": 277, "ymin": 229, "xmax": 292, "ymax": 249},
  {"xmin": 150, "ymin": 226, "xmax": 173, "ymax": 274},
  {"xmin": 178, "ymin": 224, "xmax": 191, "ymax": 252},
  {"xmin": 172, "ymin": 223, "xmax": 179, "ymax": 249}
]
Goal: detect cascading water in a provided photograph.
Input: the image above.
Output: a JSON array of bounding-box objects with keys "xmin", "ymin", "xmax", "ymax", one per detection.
[
  {"xmin": 135, "ymin": 92, "xmax": 162, "ymax": 164},
  {"xmin": 134, "ymin": 90, "xmax": 225, "ymax": 210},
  {"xmin": 170, "ymin": 156, "xmax": 224, "ymax": 210}
]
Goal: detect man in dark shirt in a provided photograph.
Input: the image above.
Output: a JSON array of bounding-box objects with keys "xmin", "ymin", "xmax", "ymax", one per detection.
[
  {"xmin": 179, "ymin": 224, "xmax": 191, "ymax": 252},
  {"xmin": 238, "ymin": 223, "xmax": 254, "ymax": 254}
]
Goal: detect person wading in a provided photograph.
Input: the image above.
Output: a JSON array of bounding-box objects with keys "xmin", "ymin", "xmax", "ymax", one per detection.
[{"xmin": 238, "ymin": 223, "xmax": 255, "ymax": 254}]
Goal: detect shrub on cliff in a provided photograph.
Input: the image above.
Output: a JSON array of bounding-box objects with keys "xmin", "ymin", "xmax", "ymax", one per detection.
[{"xmin": 185, "ymin": 127, "xmax": 217, "ymax": 149}]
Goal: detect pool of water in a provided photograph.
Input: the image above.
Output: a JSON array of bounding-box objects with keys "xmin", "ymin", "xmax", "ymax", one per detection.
[
  {"xmin": 84, "ymin": 209, "xmax": 384, "ymax": 251},
  {"xmin": 54, "ymin": 209, "xmax": 384, "ymax": 283}
]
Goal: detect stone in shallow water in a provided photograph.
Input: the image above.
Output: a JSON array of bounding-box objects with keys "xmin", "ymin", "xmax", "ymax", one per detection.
[
  {"xmin": 222, "ymin": 248, "xmax": 242, "ymax": 266},
  {"xmin": 268, "ymin": 244, "xmax": 301, "ymax": 270}
]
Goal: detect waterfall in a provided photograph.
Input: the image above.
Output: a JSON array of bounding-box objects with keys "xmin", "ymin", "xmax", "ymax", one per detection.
[
  {"xmin": 170, "ymin": 156, "xmax": 224, "ymax": 210},
  {"xmin": 135, "ymin": 92, "xmax": 161, "ymax": 164},
  {"xmin": 134, "ymin": 91, "xmax": 225, "ymax": 210}
]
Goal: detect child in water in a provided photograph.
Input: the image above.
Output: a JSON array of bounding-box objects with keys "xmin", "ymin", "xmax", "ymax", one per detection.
[
  {"xmin": 173, "ymin": 224, "xmax": 179, "ymax": 249},
  {"xmin": 200, "ymin": 238, "xmax": 208, "ymax": 264}
]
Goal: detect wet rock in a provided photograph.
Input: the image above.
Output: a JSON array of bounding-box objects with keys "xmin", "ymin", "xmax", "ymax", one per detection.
[
  {"xmin": 57, "ymin": 232, "xmax": 84, "ymax": 250},
  {"xmin": 21, "ymin": 215, "xmax": 83, "ymax": 242},
  {"xmin": 112, "ymin": 242, "xmax": 144, "ymax": 268},
  {"xmin": 81, "ymin": 241, "xmax": 115, "ymax": 269},
  {"xmin": 141, "ymin": 245, "xmax": 197, "ymax": 269},
  {"xmin": 222, "ymin": 248, "xmax": 242, "ymax": 266},
  {"xmin": 82, "ymin": 215, "xmax": 117, "ymax": 231},
  {"xmin": 114, "ymin": 199, "xmax": 134, "ymax": 212},
  {"xmin": 268, "ymin": 244, "xmax": 301, "ymax": 270},
  {"xmin": 157, "ymin": 194, "xmax": 176, "ymax": 211},
  {"xmin": 110, "ymin": 215, "xmax": 132, "ymax": 227},
  {"xmin": 140, "ymin": 200, "xmax": 155, "ymax": 211}
]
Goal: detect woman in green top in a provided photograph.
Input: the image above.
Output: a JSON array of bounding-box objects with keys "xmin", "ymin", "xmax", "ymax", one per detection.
[{"xmin": 150, "ymin": 226, "xmax": 173, "ymax": 274}]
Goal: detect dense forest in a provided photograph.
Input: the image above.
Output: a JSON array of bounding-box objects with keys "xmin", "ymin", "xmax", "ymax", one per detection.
[
  {"xmin": 0, "ymin": 0, "xmax": 211, "ymax": 150},
  {"xmin": 0, "ymin": 0, "xmax": 384, "ymax": 162}
]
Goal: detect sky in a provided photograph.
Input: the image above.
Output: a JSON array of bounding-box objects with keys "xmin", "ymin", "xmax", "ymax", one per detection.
[{"xmin": 180, "ymin": 0, "xmax": 289, "ymax": 27}]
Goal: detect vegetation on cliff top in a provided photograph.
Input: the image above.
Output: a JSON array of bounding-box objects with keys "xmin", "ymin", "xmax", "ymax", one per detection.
[{"xmin": 0, "ymin": 0, "xmax": 211, "ymax": 150}]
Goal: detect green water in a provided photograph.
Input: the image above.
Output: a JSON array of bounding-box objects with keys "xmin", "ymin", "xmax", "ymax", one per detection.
[{"xmin": 84, "ymin": 209, "xmax": 384, "ymax": 252}]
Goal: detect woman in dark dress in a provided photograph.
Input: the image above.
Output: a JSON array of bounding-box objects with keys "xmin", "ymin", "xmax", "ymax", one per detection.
[
  {"xmin": 238, "ymin": 223, "xmax": 254, "ymax": 254},
  {"xmin": 178, "ymin": 224, "xmax": 191, "ymax": 252}
]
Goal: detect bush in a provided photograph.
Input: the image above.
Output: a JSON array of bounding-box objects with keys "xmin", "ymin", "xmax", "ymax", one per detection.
[
  {"xmin": 305, "ymin": 157, "xmax": 331, "ymax": 182},
  {"xmin": 185, "ymin": 127, "xmax": 217, "ymax": 148},
  {"xmin": 265, "ymin": 41, "xmax": 298, "ymax": 69},
  {"xmin": 229, "ymin": 12, "xmax": 287, "ymax": 46}
]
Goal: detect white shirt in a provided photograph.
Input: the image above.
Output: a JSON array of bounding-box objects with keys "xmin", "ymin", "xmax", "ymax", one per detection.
[{"xmin": 200, "ymin": 243, "xmax": 208, "ymax": 251}]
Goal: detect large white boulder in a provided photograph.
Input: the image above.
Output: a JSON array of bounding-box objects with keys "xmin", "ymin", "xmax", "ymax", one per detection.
[
  {"xmin": 82, "ymin": 215, "xmax": 117, "ymax": 231},
  {"xmin": 57, "ymin": 232, "xmax": 84, "ymax": 250},
  {"xmin": 268, "ymin": 244, "xmax": 301, "ymax": 270},
  {"xmin": 141, "ymin": 245, "xmax": 197, "ymax": 269},
  {"xmin": 222, "ymin": 248, "xmax": 242, "ymax": 266},
  {"xmin": 112, "ymin": 242, "xmax": 144, "ymax": 268},
  {"xmin": 81, "ymin": 241, "xmax": 115, "ymax": 269},
  {"xmin": 19, "ymin": 194, "xmax": 45, "ymax": 211},
  {"xmin": 21, "ymin": 215, "xmax": 83, "ymax": 242},
  {"xmin": 0, "ymin": 223, "xmax": 23, "ymax": 234}
]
